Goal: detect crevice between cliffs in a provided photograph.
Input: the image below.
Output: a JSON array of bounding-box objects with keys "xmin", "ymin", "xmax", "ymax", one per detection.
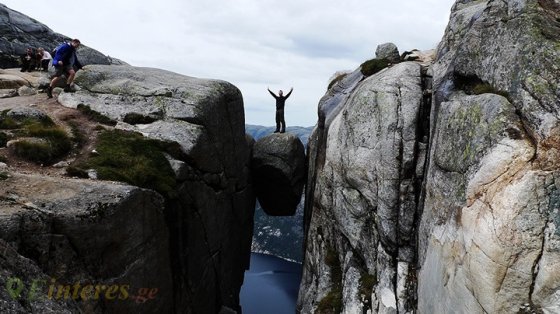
[{"xmin": 392, "ymin": 63, "xmax": 433, "ymax": 313}]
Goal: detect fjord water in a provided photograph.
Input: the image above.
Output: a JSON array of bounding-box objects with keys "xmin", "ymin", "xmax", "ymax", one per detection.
[{"xmin": 240, "ymin": 253, "xmax": 302, "ymax": 314}]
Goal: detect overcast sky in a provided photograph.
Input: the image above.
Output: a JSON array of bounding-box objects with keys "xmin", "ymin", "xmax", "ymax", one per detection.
[{"xmin": 2, "ymin": 0, "xmax": 455, "ymax": 126}]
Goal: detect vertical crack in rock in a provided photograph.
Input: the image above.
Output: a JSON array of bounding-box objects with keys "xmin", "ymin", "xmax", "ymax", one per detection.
[
  {"xmin": 398, "ymin": 65, "xmax": 433, "ymax": 313},
  {"xmin": 192, "ymin": 202, "xmax": 223, "ymax": 306},
  {"xmin": 529, "ymin": 202, "xmax": 550, "ymax": 306},
  {"xmin": 163, "ymin": 200, "xmax": 187, "ymax": 313}
]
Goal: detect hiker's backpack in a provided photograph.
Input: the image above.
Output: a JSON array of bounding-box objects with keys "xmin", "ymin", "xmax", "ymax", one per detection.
[{"xmin": 51, "ymin": 43, "xmax": 65, "ymax": 59}]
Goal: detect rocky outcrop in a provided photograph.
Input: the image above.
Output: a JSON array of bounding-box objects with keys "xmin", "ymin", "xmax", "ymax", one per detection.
[
  {"xmin": 300, "ymin": 0, "xmax": 560, "ymax": 313},
  {"xmin": 0, "ymin": 63, "xmax": 254, "ymax": 313},
  {"xmin": 1, "ymin": 4, "xmax": 252, "ymax": 314},
  {"xmin": 52, "ymin": 64, "xmax": 255, "ymax": 313},
  {"xmin": 299, "ymin": 60, "xmax": 432, "ymax": 313},
  {"xmin": 375, "ymin": 43, "xmax": 401, "ymax": 64},
  {"xmin": 418, "ymin": 0, "xmax": 560, "ymax": 313},
  {"xmin": 251, "ymin": 133, "xmax": 306, "ymax": 216},
  {"xmin": 0, "ymin": 4, "xmax": 113, "ymax": 68},
  {"xmin": 0, "ymin": 173, "xmax": 171, "ymax": 313}
]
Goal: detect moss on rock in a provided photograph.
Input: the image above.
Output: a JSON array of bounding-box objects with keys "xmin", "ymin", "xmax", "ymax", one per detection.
[
  {"xmin": 360, "ymin": 58, "xmax": 390, "ymax": 77},
  {"xmin": 69, "ymin": 129, "xmax": 179, "ymax": 199},
  {"xmin": 315, "ymin": 246, "xmax": 343, "ymax": 314}
]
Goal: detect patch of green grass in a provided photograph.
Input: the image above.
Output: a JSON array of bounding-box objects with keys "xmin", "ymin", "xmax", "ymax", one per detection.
[
  {"xmin": 0, "ymin": 110, "xmax": 16, "ymax": 129},
  {"xmin": 70, "ymin": 129, "xmax": 179, "ymax": 199},
  {"xmin": 67, "ymin": 121, "xmax": 87, "ymax": 149},
  {"xmin": 0, "ymin": 116, "xmax": 19, "ymax": 129},
  {"xmin": 315, "ymin": 289, "xmax": 343, "ymax": 314},
  {"xmin": 0, "ymin": 110, "xmax": 70, "ymax": 165},
  {"xmin": 453, "ymin": 74, "xmax": 512, "ymax": 102},
  {"xmin": 325, "ymin": 247, "xmax": 342, "ymax": 283},
  {"xmin": 358, "ymin": 272, "xmax": 377, "ymax": 301},
  {"xmin": 66, "ymin": 166, "xmax": 89, "ymax": 178},
  {"xmin": 77, "ymin": 104, "xmax": 117, "ymax": 126},
  {"xmin": 0, "ymin": 132, "xmax": 9, "ymax": 147},
  {"xmin": 360, "ymin": 58, "xmax": 390, "ymax": 77},
  {"xmin": 472, "ymin": 83, "xmax": 511, "ymax": 99},
  {"xmin": 0, "ymin": 172, "xmax": 8, "ymax": 180},
  {"xmin": 0, "ymin": 110, "xmax": 55, "ymax": 130},
  {"xmin": 12, "ymin": 123, "xmax": 72, "ymax": 165},
  {"xmin": 315, "ymin": 246, "xmax": 343, "ymax": 314},
  {"xmin": 123, "ymin": 113, "xmax": 158, "ymax": 125}
]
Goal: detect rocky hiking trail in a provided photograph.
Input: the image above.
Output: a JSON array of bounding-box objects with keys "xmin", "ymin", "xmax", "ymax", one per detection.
[{"xmin": 0, "ymin": 70, "xmax": 107, "ymax": 179}]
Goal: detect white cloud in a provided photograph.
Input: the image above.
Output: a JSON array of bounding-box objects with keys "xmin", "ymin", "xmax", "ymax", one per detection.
[{"xmin": 2, "ymin": 0, "xmax": 455, "ymax": 126}]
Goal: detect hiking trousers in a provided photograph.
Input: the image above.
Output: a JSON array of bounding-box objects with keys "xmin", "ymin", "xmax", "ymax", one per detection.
[{"xmin": 275, "ymin": 109, "xmax": 285, "ymax": 133}]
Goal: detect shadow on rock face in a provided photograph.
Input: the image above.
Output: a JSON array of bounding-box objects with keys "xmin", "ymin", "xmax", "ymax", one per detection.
[{"xmin": 251, "ymin": 133, "xmax": 306, "ymax": 216}]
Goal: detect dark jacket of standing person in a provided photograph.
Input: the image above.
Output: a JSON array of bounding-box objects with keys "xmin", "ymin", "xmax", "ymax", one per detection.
[
  {"xmin": 53, "ymin": 42, "xmax": 82, "ymax": 70},
  {"xmin": 47, "ymin": 39, "xmax": 82, "ymax": 98}
]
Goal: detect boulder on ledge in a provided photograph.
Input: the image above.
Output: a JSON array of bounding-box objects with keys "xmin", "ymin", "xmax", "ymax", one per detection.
[{"xmin": 375, "ymin": 42, "xmax": 401, "ymax": 63}]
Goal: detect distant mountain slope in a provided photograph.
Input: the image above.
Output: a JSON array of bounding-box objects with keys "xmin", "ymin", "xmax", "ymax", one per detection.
[{"xmin": 246, "ymin": 124, "xmax": 313, "ymax": 262}]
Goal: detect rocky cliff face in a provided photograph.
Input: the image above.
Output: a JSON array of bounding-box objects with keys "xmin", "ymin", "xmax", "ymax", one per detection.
[
  {"xmin": 57, "ymin": 64, "xmax": 255, "ymax": 313},
  {"xmin": 0, "ymin": 174, "xmax": 171, "ymax": 314},
  {"xmin": 299, "ymin": 59, "xmax": 432, "ymax": 314},
  {"xmin": 419, "ymin": 0, "xmax": 560, "ymax": 313},
  {"xmin": 299, "ymin": 0, "xmax": 560, "ymax": 313},
  {"xmin": 1, "ymin": 63, "xmax": 254, "ymax": 312},
  {"xmin": 0, "ymin": 4, "xmax": 116, "ymax": 68}
]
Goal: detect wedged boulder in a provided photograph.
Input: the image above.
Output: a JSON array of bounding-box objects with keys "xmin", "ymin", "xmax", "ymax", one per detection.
[{"xmin": 252, "ymin": 133, "xmax": 306, "ymax": 216}]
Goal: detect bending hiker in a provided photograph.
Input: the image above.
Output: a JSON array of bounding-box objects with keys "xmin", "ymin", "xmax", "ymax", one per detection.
[
  {"xmin": 20, "ymin": 48, "xmax": 36, "ymax": 72},
  {"xmin": 268, "ymin": 87, "xmax": 293, "ymax": 133},
  {"xmin": 36, "ymin": 48, "xmax": 52, "ymax": 71},
  {"xmin": 47, "ymin": 39, "xmax": 83, "ymax": 98}
]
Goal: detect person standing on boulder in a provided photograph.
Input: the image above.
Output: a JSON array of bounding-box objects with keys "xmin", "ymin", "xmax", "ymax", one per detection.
[
  {"xmin": 47, "ymin": 39, "xmax": 83, "ymax": 98},
  {"xmin": 267, "ymin": 87, "xmax": 293, "ymax": 133}
]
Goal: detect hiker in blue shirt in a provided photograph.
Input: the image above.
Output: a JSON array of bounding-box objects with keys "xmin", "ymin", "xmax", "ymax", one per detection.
[
  {"xmin": 47, "ymin": 39, "xmax": 83, "ymax": 98},
  {"xmin": 268, "ymin": 87, "xmax": 293, "ymax": 133}
]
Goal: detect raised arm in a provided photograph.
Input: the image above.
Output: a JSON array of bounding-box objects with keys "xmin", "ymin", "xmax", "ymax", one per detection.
[
  {"xmin": 268, "ymin": 88, "xmax": 277, "ymax": 98},
  {"xmin": 285, "ymin": 87, "xmax": 293, "ymax": 98}
]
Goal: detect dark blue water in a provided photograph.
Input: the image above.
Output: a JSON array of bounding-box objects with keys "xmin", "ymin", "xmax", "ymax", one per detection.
[{"xmin": 240, "ymin": 253, "xmax": 302, "ymax": 314}]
